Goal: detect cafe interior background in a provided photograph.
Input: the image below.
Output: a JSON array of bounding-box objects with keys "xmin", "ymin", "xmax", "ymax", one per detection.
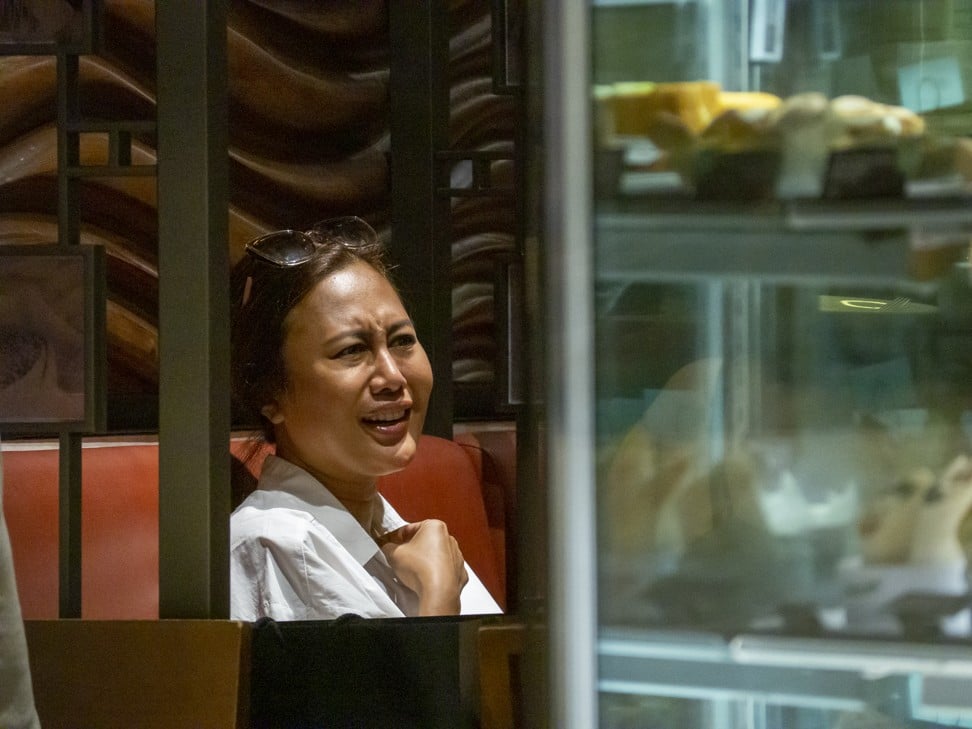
[{"xmin": 7, "ymin": 1, "xmax": 972, "ymax": 728}]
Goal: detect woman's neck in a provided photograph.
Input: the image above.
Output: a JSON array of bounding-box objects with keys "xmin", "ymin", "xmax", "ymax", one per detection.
[
  {"xmin": 336, "ymin": 490, "xmax": 384, "ymax": 536},
  {"xmin": 273, "ymin": 447, "xmax": 383, "ymax": 535}
]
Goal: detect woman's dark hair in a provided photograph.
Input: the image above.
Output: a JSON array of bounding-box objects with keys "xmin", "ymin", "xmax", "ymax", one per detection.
[{"xmin": 230, "ymin": 224, "xmax": 394, "ymax": 443}]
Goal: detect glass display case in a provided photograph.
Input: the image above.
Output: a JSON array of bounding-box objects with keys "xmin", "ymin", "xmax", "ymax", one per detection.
[{"xmin": 534, "ymin": 1, "xmax": 972, "ymax": 727}]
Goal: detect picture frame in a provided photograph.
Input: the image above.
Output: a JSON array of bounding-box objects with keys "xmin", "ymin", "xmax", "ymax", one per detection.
[
  {"xmin": 0, "ymin": 0, "xmax": 99, "ymax": 56},
  {"xmin": 0, "ymin": 244, "xmax": 106, "ymax": 433}
]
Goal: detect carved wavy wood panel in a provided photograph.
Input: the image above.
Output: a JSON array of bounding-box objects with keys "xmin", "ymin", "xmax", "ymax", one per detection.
[{"xmin": 0, "ymin": 0, "xmax": 514, "ymax": 423}]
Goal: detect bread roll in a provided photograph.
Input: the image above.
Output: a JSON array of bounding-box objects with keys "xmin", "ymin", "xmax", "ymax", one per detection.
[
  {"xmin": 719, "ymin": 90, "xmax": 782, "ymax": 113},
  {"xmin": 608, "ymin": 81, "xmax": 658, "ymax": 136},
  {"xmin": 608, "ymin": 80, "xmax": 721, "ymax": 137},
  {"xmin": 826, "ymin": 95, "xmax": 925, "ymax": 149},
  {"xmin": 699, "ymin": 107, "xmax": 777, "ymax": 151}
]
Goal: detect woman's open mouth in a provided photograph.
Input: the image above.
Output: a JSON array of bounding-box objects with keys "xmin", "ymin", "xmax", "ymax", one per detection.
[{"xmin": 361, "ymin": 408, "xmax": 411, "ymax": 439}]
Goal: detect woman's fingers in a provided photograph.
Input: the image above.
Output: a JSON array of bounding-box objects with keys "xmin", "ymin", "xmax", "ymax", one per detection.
[
  {"xmin": 377, "ymin": 520, "xmax": 467, "ymax": 615},
  {"xmin": 376, "ymin": 521, "xmax": 420, "ymax": 545}
]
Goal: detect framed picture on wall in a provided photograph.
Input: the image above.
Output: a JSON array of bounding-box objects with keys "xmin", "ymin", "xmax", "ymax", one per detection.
[
  {"xmin": 0, "ymin": 244, "xmax": 105, "ymax": 433},
  {"xmin": 0, "ymin": 0, "xmax": 98, "ymax": 55}
]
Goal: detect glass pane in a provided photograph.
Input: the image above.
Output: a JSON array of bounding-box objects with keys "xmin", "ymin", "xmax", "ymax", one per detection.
[
  {"xmin": 589, "ymin": 1, "xmax": 972, "ymax": 721},
  {"xmin": 597, "ymin": 273, "xmax": 972, "ymax": 638},
  {"xmin": 593, "ymin": 0, "xmax": 972, "ymax": 634}
]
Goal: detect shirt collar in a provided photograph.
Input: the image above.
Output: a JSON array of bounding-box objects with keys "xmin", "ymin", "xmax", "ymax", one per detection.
[{"xmin": 256, "ymin": 455, "xmax": 405, "ymax": 566}]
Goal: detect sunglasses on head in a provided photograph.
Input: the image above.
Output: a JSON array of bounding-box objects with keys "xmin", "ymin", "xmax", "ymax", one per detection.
[{"xmin": 244, "ymin": 216, "xmax": 379, "ymax": 268}]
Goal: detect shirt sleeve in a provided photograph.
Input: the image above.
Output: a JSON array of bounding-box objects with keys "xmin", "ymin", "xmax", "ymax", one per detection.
[{"xmin": 231, "ymin": 506, "xmax": 406, "ymax": 621}]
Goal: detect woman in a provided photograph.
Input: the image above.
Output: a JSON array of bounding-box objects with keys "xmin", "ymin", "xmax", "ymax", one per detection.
[{"xmin": 229, "ymin": 216, "xmax": 500, "ymax": 620}]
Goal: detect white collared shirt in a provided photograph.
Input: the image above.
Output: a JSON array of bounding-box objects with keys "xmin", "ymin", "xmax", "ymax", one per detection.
[
  {"xmin": 0, "ymin": 443, "xmax": 41, "ymax": 729},
  {"xmin": 230, "ymin": 455, "xmax": 501, "ymax": 621}
]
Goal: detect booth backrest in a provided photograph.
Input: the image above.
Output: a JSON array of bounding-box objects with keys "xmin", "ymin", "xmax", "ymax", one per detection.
[{"xmin": 2, "ymin": 431, "xmax": 514, "ymax": 619}]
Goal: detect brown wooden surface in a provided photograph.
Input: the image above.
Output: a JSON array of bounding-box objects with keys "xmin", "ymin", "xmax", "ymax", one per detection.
[
  {"xmin": 479, "ymin": 622, "xmax": 527, "ymax": 729},
  {"xmin": 24, "ymin": 619, "xmax": 250, "ymax": 729}
]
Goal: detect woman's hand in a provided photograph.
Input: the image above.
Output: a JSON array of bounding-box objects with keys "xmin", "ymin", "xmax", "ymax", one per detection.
[{"xmin": 378, "ymin": 519, "xmax": 468, "ymax": 616}]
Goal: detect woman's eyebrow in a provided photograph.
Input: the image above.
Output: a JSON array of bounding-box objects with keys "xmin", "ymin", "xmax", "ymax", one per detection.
[
  {"xmin": 322, "ymin": 328, "xmax": 369, "ymax": 348},
  {"xmin": 323, "ymin": 319, "xmax": 414, "ymax": 347},
  {"xmin": 386, "ymin": 318, "xmax": 415, "ymax": 333}
]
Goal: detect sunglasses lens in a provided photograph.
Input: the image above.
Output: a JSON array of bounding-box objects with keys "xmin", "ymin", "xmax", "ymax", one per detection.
[
  {"xmin": 246, "ymin": 230, "xmax": 317, "ymax": 267},
  {"xmin": 245, "ymin": 217, "xmax": 378, "ymax": 269},
  {"xmin": 309, "ymin": 216, "xmax": 379, "ymax": 246}
]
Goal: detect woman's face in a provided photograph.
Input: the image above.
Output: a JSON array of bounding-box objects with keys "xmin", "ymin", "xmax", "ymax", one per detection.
[{"xmin": 264, "ymin": 260, "xmax": 433, "ymax": 491}]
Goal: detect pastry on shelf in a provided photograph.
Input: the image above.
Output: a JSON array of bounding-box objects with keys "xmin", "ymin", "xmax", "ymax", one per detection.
[
  {"xmin": 595, "ymin": 81, "xmax": 972, "ymax": 200},
  {"xmin": 601, "ymin": 358, "xmax": 724, "ymax": 559},
  {"xmin": 856, "ymin": 440, "xmax": 972, "ymax": 567},
  {"xmin": 605, "ymin": 80, "xmax": 721, "ymax": 137}
]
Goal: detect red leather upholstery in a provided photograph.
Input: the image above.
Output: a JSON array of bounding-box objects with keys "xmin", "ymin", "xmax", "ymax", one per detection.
[
  {"xmin": 2, "ymin": 446, "xmax": 61, "ymax": 619},
  {"xmin": 2, "ymin": 442, "xmax": 160, "ymax": 620},
  {"xmin": 2, "ymin": 433, "xmax": 508, "ymax": 619},
  {"xmin": 454, "ymin": 429, "xmax": 517, "ymax": 602},
  {"xmin": 378, "ymin": 435, "xmax": 503, "ymax": 606}
]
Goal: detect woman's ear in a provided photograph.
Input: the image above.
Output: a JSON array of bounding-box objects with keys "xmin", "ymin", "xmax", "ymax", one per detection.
[{"xmin": 261, "ymin": 401, "xmax": 284, "ymax": 424}]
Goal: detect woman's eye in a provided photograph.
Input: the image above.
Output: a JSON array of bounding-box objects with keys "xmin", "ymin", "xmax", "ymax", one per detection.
[
  {"xmin": 389, "ymin": 334, "xmax": 418, "ymax": 348},
  {"xmin": 336, "ymin": 343, "xmax": 368, "ymax": 358}
]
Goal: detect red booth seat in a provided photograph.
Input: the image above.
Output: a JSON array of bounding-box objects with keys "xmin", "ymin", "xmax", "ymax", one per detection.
[{"xmin": 2, "ymin": 431, "xmax": 514, "ymax": 619}]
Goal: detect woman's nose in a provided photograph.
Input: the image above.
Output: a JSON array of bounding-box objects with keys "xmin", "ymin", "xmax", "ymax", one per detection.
[{"xmin": 371, "ymin": 347, "xmax": 406, "ymax": 390}]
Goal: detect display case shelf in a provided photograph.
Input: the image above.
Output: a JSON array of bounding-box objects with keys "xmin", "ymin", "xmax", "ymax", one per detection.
[
  {"xmin": 600, "ymin": 629, "xmax": 972, "ymax": 724},
  {"xmin": 596, "ymin": 198, "xmax": 972, "ymax": 286},
  {"xmin": 601, "ymin": 197, "xmax": 972, "ymax": 232}
]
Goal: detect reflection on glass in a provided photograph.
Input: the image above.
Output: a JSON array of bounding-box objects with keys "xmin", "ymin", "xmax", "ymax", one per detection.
[
  {"xmin": 597, "ymin": 274, "xmax": 972, "ymax": 640},
  {"xmin": 585, "ymin": 1, "xmax": 972, "ymax": 725}
]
